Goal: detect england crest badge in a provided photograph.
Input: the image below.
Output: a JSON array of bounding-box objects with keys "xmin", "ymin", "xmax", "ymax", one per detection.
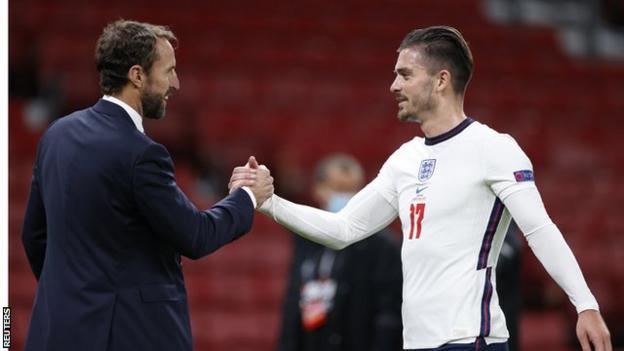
[{"xmin": 418, "ymin": 159, "xmax": 436, "ymax": 182}]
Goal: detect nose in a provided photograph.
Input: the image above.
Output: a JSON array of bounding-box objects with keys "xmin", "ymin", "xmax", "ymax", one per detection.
[
  {"xmin": 390, "ymin": 76, "xmax": 400, "ymax": 94},
  {"xmin": 170, "ymin": 71, "xmax": 180, "ymax": 91}
]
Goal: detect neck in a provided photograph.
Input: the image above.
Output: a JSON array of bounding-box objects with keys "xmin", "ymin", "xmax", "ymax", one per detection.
[
  {"xmin": 419, "ymin": 99, "xmax": 465, "ymax": 138},
  {"xmin": 110, "ymin": 89, "xmax": 143, "ymax": 117}
]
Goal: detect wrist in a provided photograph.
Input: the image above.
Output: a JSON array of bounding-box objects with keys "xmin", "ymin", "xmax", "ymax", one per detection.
[{"xmin": 241, "ymin": 186, "xmax": 258, "ymax": 208}]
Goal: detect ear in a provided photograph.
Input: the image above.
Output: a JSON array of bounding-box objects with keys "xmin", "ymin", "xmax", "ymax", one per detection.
[
  {"xmin": 127, "ymin": 65, "xmax": 146, "ymax": 89},
  {"xmin": 435, "ymin": 69, "xmax": 452, "ymax": 93}
]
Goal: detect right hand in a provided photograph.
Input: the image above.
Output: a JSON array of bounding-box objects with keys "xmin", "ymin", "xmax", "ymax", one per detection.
[
  {"xmin": 229, "ymin": 156, "xmax": 274, "ymax": 206},
  {"xmin": 576, "ymin": 310, "xmax": 612, "ymax": 351}
]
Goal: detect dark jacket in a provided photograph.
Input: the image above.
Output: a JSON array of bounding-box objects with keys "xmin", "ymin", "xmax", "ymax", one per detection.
[
  {"xmin": 277, "ymin": 231, "xmax": 403, "ymax": 351},
  {"xmin": 21, "ymin": 99, "xmax": 254, "ymax": 351}
]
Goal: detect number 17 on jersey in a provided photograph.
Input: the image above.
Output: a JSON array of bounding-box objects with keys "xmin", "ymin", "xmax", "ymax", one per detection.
[{"xmin": 408, "ymin": 203, "xmax": 426, "ymax": 239}]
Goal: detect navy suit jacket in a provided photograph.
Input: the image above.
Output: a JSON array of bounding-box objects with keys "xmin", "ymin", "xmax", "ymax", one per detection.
[{"xmin": 21, "ymin": 99, "xmax": 254, "ymax": 350}]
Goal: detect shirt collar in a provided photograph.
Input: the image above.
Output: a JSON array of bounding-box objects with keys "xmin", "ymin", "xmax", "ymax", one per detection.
[
  {"xmin": 102, "ymin": 95, "xmax": 145, "ymax": 133},
  {"xmin": 424, "ymin": 118, "xmax": 474, "ymax": 146}
]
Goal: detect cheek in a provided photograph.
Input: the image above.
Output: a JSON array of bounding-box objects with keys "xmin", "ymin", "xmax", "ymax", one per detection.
[
  {"xmin": 151, "ymin": 81, "xmax": 168, "ymax": 95},
  {"xmin": 149, "ymin": 74, "xmax": 168, "ymax": 90},
  {"xmin": 404, "ymin": 83, "xmax": 422, "ymax": 100},
  {"xmin": 159, "ymin": 76, "xmax": 170, "ymax": 89},
  {"xmin": 409, "ymin": 79, "xmax": 430, "ymax": 97}
]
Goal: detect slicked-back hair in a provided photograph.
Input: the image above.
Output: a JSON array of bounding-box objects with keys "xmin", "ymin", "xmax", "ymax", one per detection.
[
  {"xmin": 95, "ymin": 19, "xmax": 177, "ymax": 95},
  {"xmin": 398, "ymin": 26, "xmax": 474, "ymax": 95}
]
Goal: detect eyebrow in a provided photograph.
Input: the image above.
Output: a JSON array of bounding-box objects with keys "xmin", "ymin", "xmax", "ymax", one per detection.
[{"xmin": 395, "ymin": 67, "xmax": 412, "ymax": 75}]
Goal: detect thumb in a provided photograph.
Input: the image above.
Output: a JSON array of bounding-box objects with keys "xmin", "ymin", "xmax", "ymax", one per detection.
[{"xmin": 248, "ymin": 156, "xmax": 259, "ymax": 169}]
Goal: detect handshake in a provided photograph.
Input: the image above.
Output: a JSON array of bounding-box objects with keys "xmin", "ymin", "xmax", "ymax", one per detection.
[{"xmin": 228, "ymin": 156, "xmax": 274, "ymax": 207}]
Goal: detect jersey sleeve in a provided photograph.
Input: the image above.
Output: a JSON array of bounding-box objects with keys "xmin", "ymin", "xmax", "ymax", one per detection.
[
  {"xmin": 369, "ymin": 148, "xmax": 401, "ymax": 210},
  {"xmin": 503, "ymin": 188, "xmax": 599, "ymax": 312},
  {"xmin": 484, "ymin": 133, "xmax": 536, "ymax": 200},
  {"xmin": 259, "ymin": 184, "xmax": 398, "ymax": 250}
]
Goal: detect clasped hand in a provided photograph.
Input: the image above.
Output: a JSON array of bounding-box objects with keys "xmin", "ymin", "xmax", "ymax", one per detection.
[{"xmin": 228, "ymin": 156, "xmax": 274, "ymax": 207}]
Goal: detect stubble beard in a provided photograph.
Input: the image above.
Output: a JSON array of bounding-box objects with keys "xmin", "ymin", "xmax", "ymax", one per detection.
[
  {"xmin": 141, "ymin": 88, "xmax": 166, "ymax": 120},
  {"xmin": 397, "ymin": 97, "xmax": 433, "ymax": 124},
  {"xmin": 397, "ymin": 83, "xmax": 435, "ymax": 124}
]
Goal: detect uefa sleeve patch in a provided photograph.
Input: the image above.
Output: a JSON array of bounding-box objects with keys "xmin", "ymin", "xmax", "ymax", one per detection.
[{"xmin": 513, "ymin": 170, "xmax": 534, "ymax": 182}]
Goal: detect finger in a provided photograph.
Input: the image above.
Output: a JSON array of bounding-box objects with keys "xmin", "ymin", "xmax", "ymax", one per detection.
[
  {"xmin": 591, "ymin": 326, "xmax": 612, "ymax": 351},
  {"xmin": 233, "ymin": 166, "xmax": 257, "ymax": 174},
  {"xmin": 601, "ymin": 331, "xmax": 612, "ymax": 351},
  {"xmin": 590, "ymin": 332, "xmax": 604, "ymax": 351},
  {"xmin": 233, "ymin": 180, "xmax": 256, "ymax": 186},
  {"xmin": 578, "ymin": 330, "xmax": 591, "ymax": 351},
  {"xmin": 248, "ymin": 156, "xmax": 259, "ymax": 169},
  {"xmin": 230, "ymin": 180, "xmax": 255, "ymax": 189},
  {"xmin": 231, "ymin": 173, "xmax": 256, "ymax": 182},
  {"xmin": 229, "ymin": 181, "xmax": 254, "ymax": 191},
  {"xmin": 230, "ymin": 173, "xmax": 257, "ymax": 182},
  {"xmin": 590, "ymin": 335, "xmax": 603, "ymax": 351},
  {"xmin": 602, "ymin": 338, "xmax": 610, "ymax": 351},
  {"xmin": 228, "ymin": 178, "xmax": 253, "ymax": 189},
  {"xmin": 228, "ymin": 176, "xmax": 256, "ymax": 189}
]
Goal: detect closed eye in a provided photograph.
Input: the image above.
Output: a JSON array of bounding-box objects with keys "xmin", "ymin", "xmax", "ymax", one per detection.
[{"xmin": 395, "ymin": 68, "xmax": 411, "ymax": 79}]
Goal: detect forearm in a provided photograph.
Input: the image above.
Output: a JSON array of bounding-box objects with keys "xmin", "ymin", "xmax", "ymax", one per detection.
[
  {"xmin": 526, "ymin": 224, "xmax": 598, "ymax": 312},
  {"xmin": 259, "ymin": 184, "xmax": 397, "ymax": 249},
  {"xmin": 134, "ymin": 144, "xmax": 254, "ymax": 259},
  {"xmin": 504, "ymin": 188, "xmax": 598, "ymax": 312}
]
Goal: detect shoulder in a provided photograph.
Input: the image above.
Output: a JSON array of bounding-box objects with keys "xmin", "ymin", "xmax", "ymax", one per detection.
[
  {"xmin": 37, "ymin": 108, "xmax": 89, "ymax": 150},
  {"xmin": 398, "ymin": 136, "xmax": 425, "ymax": 153},
  {"xmin": 470, "ymin": 121, "xmax": 521, "ymax": 149},
  {"xmin": 385, "ymin": 136, "xmax": 425, "ymax": 164},
  {"xmin": 44, "ymin": 107, "xmax": 88, "ymax": 133},
  {"xmin": 472, "ymin": 122, "xmax": 532, "ymax": 173}
]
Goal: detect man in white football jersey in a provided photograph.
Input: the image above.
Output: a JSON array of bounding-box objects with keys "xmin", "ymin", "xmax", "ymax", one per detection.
[{"xmin": 229, "ymin": 26, "xmax": 611, "ymax": 351}]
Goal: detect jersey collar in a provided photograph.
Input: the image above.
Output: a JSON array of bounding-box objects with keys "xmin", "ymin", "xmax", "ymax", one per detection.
[{"xmin": 424, "ymin": 118, "xmax": 474, "ymax": 146}]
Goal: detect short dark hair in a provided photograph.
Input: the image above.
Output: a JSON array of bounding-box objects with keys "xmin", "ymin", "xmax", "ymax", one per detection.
[
  {"xmin": 398, "ymin": 26, "xmax": 474, "ymax": 95},
  {"xmin": 313, "ymin": 154, "xmax": 364, "ymax": 184},
  {"xmin": 95, "ymin": 19, "xmax": 176, "ymax": 95}
]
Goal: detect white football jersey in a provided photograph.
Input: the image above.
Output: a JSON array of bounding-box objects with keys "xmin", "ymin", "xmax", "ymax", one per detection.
[
  {"xmin": 260, "ymin": 117, "xmax": 597, "ymax": 349},
  {"xmin": 370, "ymin": 118, "xmax": 536, "ymax": 348}
]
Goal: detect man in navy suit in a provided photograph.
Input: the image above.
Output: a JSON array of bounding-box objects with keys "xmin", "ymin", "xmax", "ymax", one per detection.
[{"xmin": 21, "ymin": 20, "xmax": 273, "ymax": 351}]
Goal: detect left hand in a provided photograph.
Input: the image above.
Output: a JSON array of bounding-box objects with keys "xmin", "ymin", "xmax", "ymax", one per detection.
[{"xmin": 576, "ymin": 309, "xmax": 611, "ymax": 351}]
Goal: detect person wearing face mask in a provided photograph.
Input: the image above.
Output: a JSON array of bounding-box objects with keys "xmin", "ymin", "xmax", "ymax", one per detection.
[{"xmin": 276, "ymin": 154, "xmax": 403, "ymax": 351}]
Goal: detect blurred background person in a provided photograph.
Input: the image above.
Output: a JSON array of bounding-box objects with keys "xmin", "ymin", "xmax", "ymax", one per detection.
[{"xmin": 276, "ymin": 154, "xmax": 403, "ymax": 351}]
